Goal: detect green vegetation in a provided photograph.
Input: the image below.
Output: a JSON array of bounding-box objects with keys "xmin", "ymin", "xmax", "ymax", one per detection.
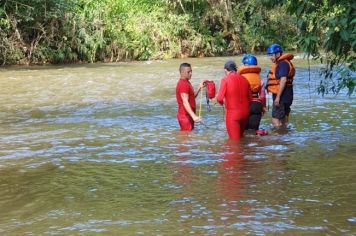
[
  {"xmin": 287, "ymin": 0, "xmax": 355, "ymax": 95},
  {"xmin": 0, "ymin": 0, "xmax": 354, "ymax": 94},
  {"xmin": 0, "ymin": 0, "xmax": 297, "ymax": 64}
]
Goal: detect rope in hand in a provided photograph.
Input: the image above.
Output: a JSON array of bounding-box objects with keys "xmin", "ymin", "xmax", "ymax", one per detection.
[{"xmin": 198, "ymin": 86, "xmax": 203, "ymax": 118}]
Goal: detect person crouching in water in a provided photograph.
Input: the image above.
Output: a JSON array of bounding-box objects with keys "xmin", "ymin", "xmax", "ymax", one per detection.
[
  {"xmin": 176, "ymin": 63, "xmax": 204, "ymax": 131},
  {"xmin": 215, "ymin": 60, "xmax": 252, "ymax": 141},
  {"xmin": 238, "ymin": 54, "xmax": 267, "ymax": 134}
]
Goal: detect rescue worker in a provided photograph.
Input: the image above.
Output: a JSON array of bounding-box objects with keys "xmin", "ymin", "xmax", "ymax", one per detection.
[
  {"xmin": 266, "ymin": 44, "xmax": 295, "ymax": 128},
  {"xmin": 216, "ymin": 60, "xmax": 252, "ymax": 140},
  {"xmin": 238, "ymin": 54, "xmax": 266, "ymax": 131},
  {"xmin": 175, "ymin": 63, "xmax": 204, "ymax": 131}
]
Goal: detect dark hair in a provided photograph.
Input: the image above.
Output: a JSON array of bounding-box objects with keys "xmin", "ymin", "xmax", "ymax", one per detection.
[
  {"xmin": 179, "ymin": 63, "xmax": 191, "ymax": 73},
  {"xmin": 224, "ymin": 60, "xmax": 237, "ymax": 72}
]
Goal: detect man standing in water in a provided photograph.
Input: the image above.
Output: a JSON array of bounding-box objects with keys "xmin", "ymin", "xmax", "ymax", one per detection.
[
  {"xmin": 216, "ymin": 61, "xmax": 252, "ymax": 140},
  {"xmin": 266, "ymin": 43, "xmax": 295, "ymax": 128},
  {"xmin": 176, "ymin": 63, "xmax": 204, "ymax": 131},
  {"xmin": 238, "ymin": 54, "xmax": 266, "ymax": 132}
]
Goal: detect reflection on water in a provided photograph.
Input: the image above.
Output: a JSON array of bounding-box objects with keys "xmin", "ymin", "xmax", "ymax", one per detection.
[{"xmin": 0, "ymin": 58, "xmax": 355, "ymax": 235}]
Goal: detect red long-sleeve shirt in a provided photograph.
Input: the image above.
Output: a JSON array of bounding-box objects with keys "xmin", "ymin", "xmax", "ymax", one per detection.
[{"xmin": 216, "ymin": 72, "xmax": 252, "ymax": 110}]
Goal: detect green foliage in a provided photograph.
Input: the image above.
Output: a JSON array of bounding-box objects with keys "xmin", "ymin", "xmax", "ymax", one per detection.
[
  {"xmin": 286, "ymin": 0, "xmax": 355, "ymax": 95},
  {"xmin": 235, "ymin": 1, "xmax": 298, "ymax": 52},
  {"xmin": 1, "ymin": 0, "xmax": 302, "ymax": 64},
  {"xmin": 0, "ymin": 0, "xmax": 355, "ymax": 97}
]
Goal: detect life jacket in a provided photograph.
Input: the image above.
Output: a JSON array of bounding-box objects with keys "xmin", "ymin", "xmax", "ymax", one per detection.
[
  {"xmin": 266, "ymin": 53, "xmax": 295, "ymax": 94},
  {"xmin": 238, "ymin": 65, "xmax": 262, "ymax": 97},
  {"xmin": 203, "ymin": 80, "xmax": 216, "ymax": 111}
]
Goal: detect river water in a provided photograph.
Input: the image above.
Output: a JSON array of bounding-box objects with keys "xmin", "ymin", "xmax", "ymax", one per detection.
[{"xmin": 0, "ymin": 57, "xmax": 355, "ymax": 235}]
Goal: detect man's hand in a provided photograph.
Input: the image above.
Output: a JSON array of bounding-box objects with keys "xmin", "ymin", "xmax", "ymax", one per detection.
[
  {"xmin": 195, "ymin": 81, "xmax": 206, "ymax": 98},
  {"xmin": 275, "ymin": 76, "xmax": 286, "ymax": 107},
  {"xmin": 274, "ymin": 96, "xmax": 280, "ymax": 106},
  {"xmin": 211, "ymin": 97, "xmax": 217, "ymax": 105},
  {"xmin": 192, "ymin": 115, "xmax": 202, "ymax": 123},
  {"xmin": 199, "ymin": 81, "xmax": 206, "ymax": 90},
  {"xmin": 262, "ymin": 106, "xmax": 267, "ymax": 115}
]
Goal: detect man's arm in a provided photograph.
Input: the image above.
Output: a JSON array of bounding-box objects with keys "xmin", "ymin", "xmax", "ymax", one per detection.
[
  {"xmin": 259, "ymin": 83, "xmax": 266, "ymax": 106},
  {"xmin": 215, "ymin": 79, "xmax": 226, "ymax": 105},
  {"xmin": 181, "ymin": 93, "xmax": 201, "ymax": 122},
  {"xmin": 274, "ymin": 76, "xmax": 286, "ymax": 106},
  {"xmin": 194, "ymin": 81, "xmax": 205, "ymax": 98},
  {"xmin": 274, "ymin": 61, "xmax": 289, "ymax": 106}
]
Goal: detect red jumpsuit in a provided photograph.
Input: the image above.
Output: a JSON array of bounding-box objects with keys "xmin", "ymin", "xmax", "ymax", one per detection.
[
  {"xmin": 216, "ymin": 72, "xmax": 252, "ymax": 140},
  {"xmin": 176, "ymin": 79, "xmax": 196, "ymax": 131}
]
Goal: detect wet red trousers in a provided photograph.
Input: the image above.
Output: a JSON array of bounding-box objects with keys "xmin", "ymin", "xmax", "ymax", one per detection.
[{"xmin": 225, "ymin": 109, "xmax": 249, "ymax": 140}]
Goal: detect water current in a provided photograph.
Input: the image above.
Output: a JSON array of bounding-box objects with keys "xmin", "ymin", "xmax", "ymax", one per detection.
[{"xmin": 0, "ymin": 57, "xmax": 355, "ymax": 235}]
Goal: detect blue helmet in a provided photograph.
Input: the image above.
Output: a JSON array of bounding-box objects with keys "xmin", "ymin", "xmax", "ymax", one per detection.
[
  {"xmin": 242, "ymin": 54, "xmax": 258, "ymax": 65},
  {"xmin": 267, "ymin": 43, "xmax": 283, "ymax": 55}
]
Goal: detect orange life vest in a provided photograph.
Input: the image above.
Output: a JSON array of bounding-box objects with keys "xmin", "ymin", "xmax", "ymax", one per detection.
[
  {"xmin": 238, "ymin": 65, "xmax": 262, "ymax": 96},
  {"xmin": 266, "ymin": 53, "xmax": 295, "ymax": 94}
]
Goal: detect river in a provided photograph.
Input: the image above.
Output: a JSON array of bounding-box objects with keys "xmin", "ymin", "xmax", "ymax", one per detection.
[{"xmin": 0, "ymin": 57, "xmax": 355, "ymax": 235}]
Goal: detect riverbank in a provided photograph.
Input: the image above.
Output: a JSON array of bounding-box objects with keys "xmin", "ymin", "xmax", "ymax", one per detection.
[
  {"xmin": 0, "ymin": 52, "xmax": 318, "ymax": 68},
  {"xmin": 1, "ymin": 0, "xmax": 299, "ymax": 66}
]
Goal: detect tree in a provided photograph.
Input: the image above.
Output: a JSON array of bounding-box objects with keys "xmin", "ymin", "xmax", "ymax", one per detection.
[{"xmin": 286, "ymin": 0, "xmax": 355, "ymax": 95}]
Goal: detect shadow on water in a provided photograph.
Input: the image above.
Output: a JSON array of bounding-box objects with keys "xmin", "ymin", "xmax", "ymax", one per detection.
[{"xmin": 0, "ymin": 57, "xmax": 355, "ymax": 235}]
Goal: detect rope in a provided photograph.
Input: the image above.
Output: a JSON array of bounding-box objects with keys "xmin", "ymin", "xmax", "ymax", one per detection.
[
  {"xmin": 198, "ymin": 87, "xmax": 203, "ymax": 117},
  {"xmin": 206, "ymin": 91, "xmax": 211, "ymax": 112}
]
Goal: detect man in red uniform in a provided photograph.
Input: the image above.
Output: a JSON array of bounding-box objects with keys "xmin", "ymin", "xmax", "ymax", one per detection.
[
  {"xmin": 176, "ymin": 63, "xmax": 204, "ymax": 131},
  {"xmin": 216, "ymin": 61, "xmax": 252, "ymax": 140}
]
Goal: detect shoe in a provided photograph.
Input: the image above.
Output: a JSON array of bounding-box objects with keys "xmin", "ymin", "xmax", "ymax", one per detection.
[{"xmin": 256, "ymin": 129, "xmax": 268, "ymax": 136}]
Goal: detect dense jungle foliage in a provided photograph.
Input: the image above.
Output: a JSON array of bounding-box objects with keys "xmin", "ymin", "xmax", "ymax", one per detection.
[{"xmin": 0, "ymin": 0, "xmax": 355, "ymax": 94}]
